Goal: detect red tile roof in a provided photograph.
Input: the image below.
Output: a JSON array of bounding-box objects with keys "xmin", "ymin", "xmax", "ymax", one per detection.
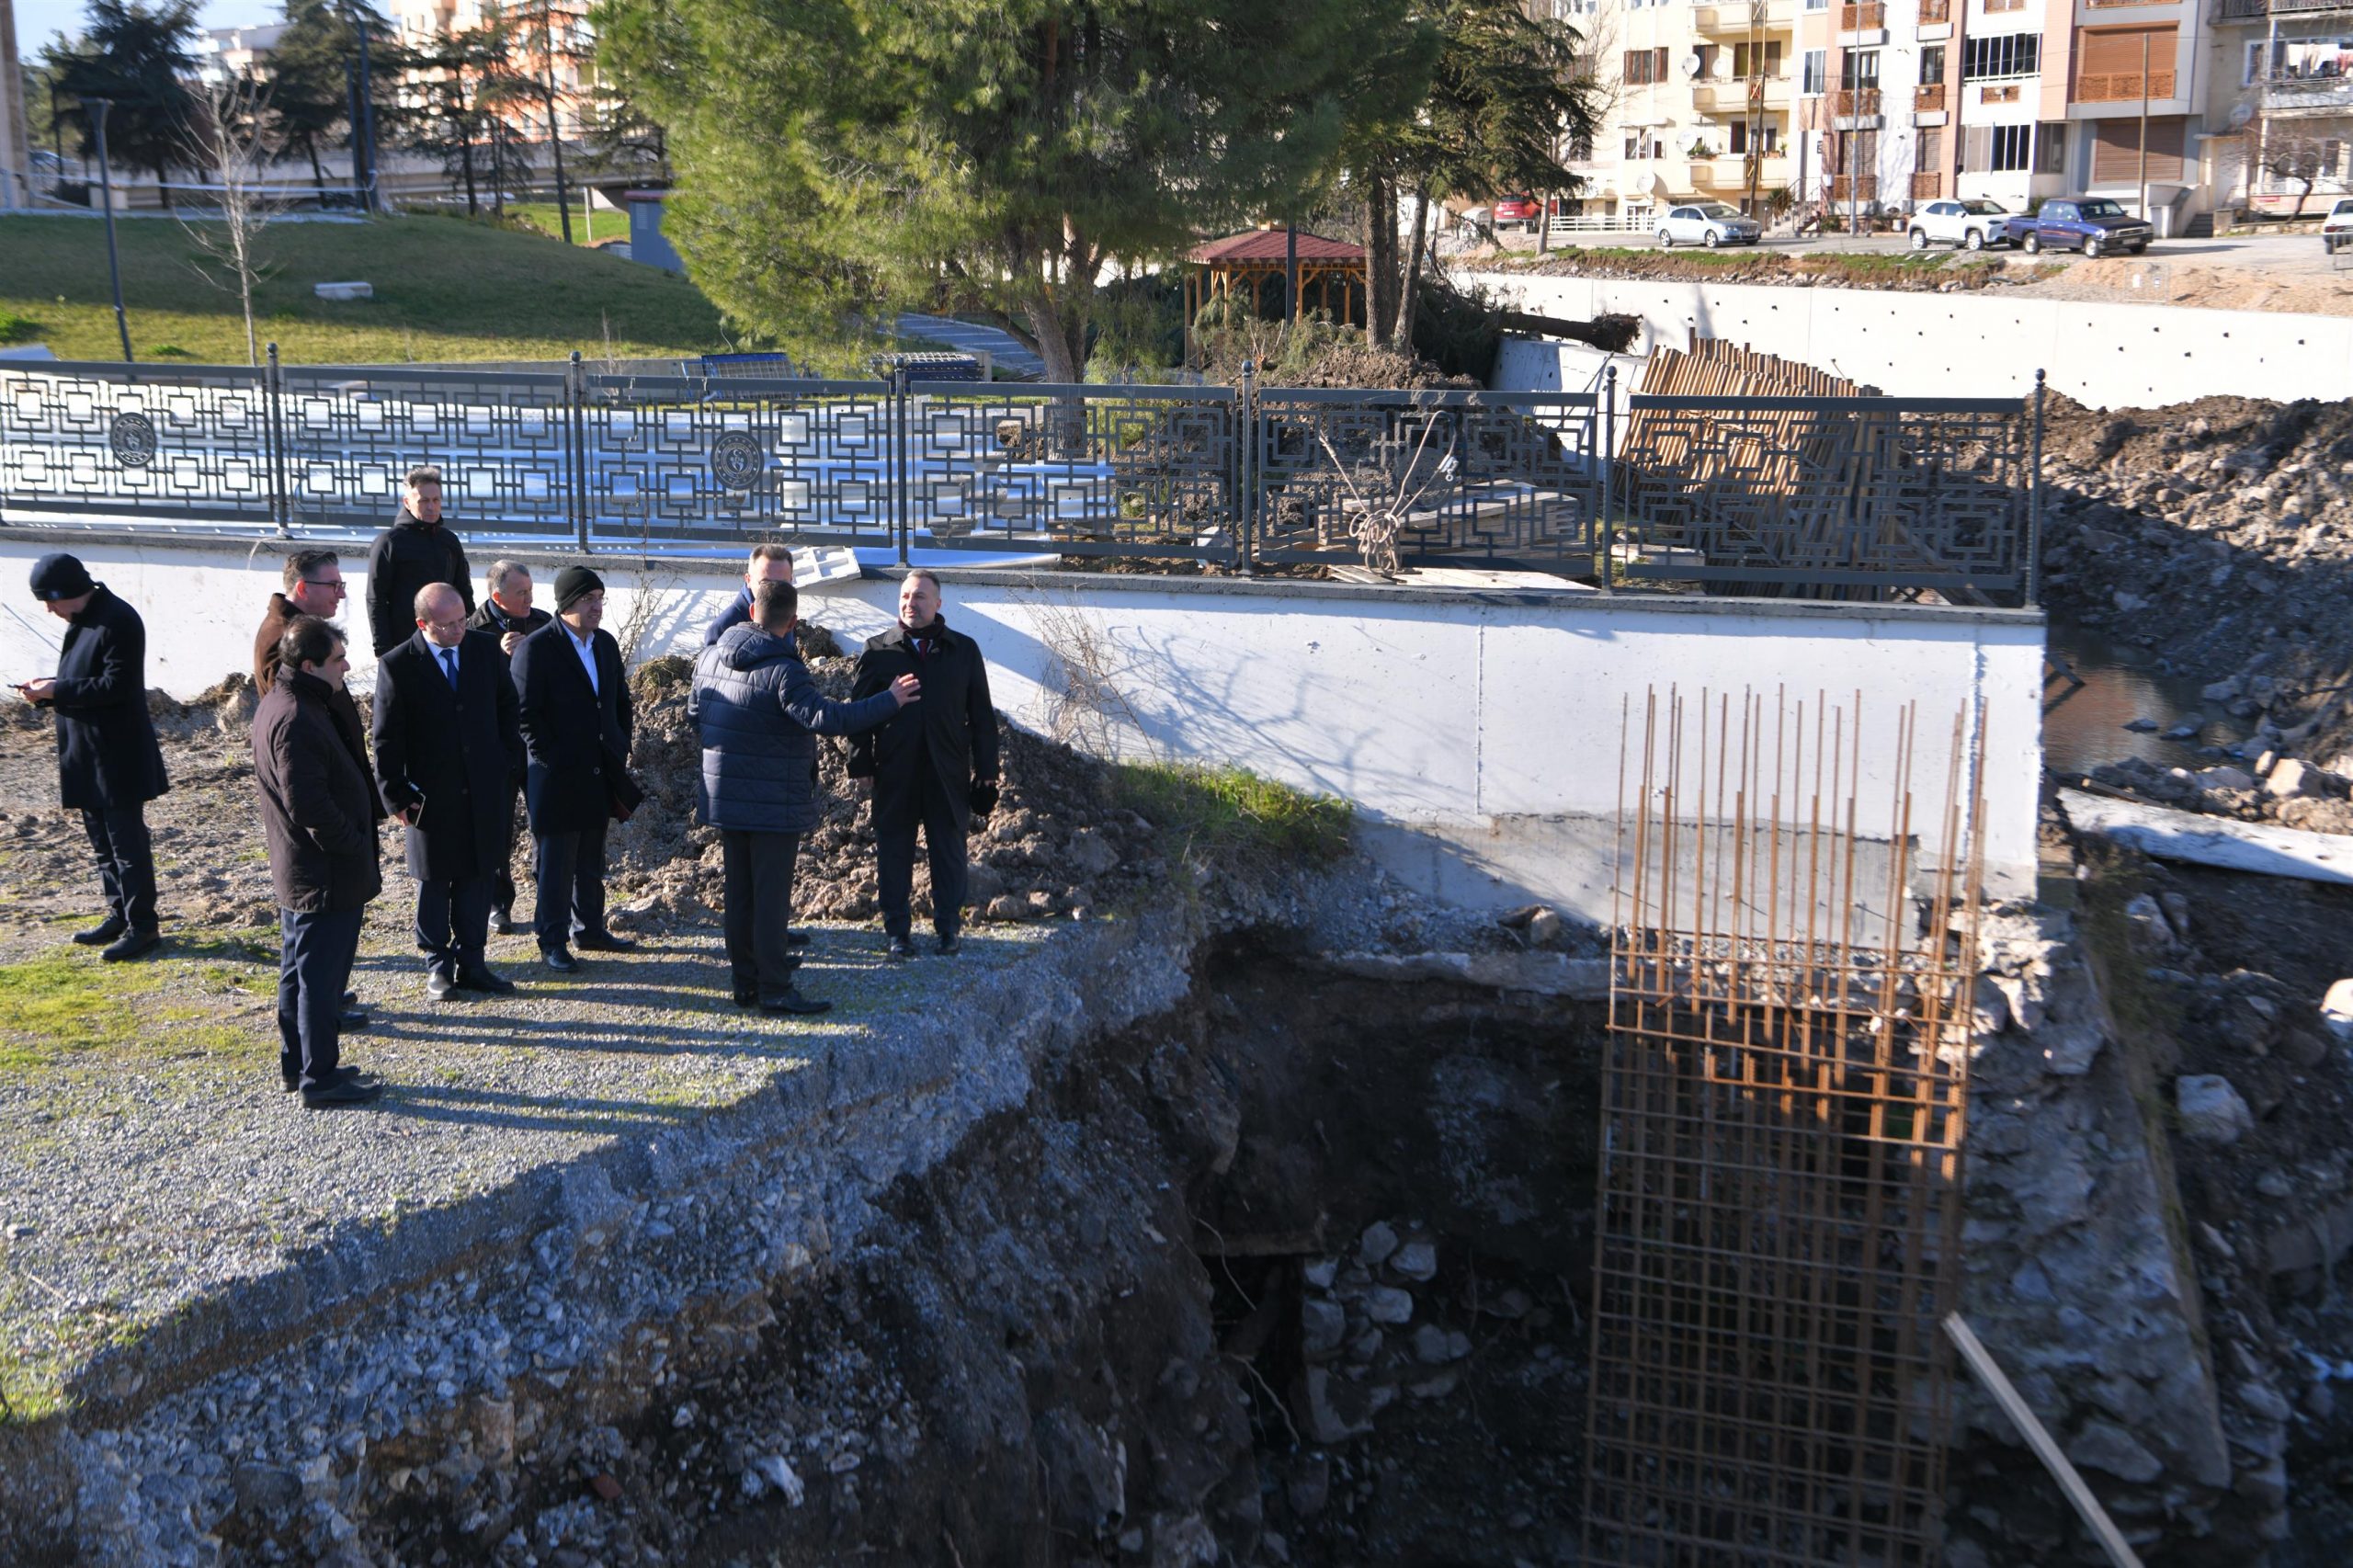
[{"xmin": 1188, "ymin": 230, "xmax": 1367, "ymax": 265}]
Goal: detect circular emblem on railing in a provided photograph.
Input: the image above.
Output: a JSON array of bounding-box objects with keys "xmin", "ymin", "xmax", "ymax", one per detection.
[
  {"xmin": 109, "ymin": 412, "xmax": 159, "ymax": 468},
  {"xmin": 710, "ymin": 430, "xmax": 765, "ymax": 492}
]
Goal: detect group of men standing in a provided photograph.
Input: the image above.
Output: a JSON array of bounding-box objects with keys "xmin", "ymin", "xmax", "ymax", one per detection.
[{"xmin": 18, "ymin": 464, "xmax": 1004, "ymax": 1110}]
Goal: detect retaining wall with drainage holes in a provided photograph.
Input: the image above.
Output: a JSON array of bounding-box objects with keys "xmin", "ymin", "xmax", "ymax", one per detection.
[
  {"xmin": 0, "ymin": 527, "xmax": 2045, "ymax": 913},
  {"xmin": 1469, "ymin": 270, "xmax": 2353, "ymax": 411}
]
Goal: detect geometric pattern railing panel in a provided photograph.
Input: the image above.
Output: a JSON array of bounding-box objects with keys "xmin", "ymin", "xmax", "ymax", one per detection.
[
  {"xmin": 1613, "ymin": 395, "xmax": 2030, "ymax": 602},
  {"xmin": 278, "ymin": 367, "xmax": 576, "ymax": 539},
  {"xmin": 1253, "ymin": 388, "xmax": 1604, "ymax": 570},
  {"xmin": 0, "ymin": 361, "xmax": 276, "ymax": 528},
  {"xmin": 579, "ymin": 375, "xmax": 899, "ymax": 549},
  {"xmin": 902, "ymin": 381, "xmax": 1240, "ymax": 558}
]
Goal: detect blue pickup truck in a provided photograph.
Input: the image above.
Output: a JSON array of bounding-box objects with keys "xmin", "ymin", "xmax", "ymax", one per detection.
[{"xmin": 2001, "ymin": 198, "xmax": 2154, "ymax": 257}]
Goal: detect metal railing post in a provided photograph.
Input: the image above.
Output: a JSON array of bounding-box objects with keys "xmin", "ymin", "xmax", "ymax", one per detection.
[
  {"xmin": 264, "ymin": 342, "xmax": 290, "ymax": 537},
  {"xmin": 570, "ymin": 350, "xmax": 590, "ymax": 552},
  {"xmin": 2028, "ymin": 368, "xmax": 2046, "ymax": 608},
  {"xmin": 1239, "ymin": 360, "xmax": 1256, "ymax": 570},
  {"xmin": 1601, "ymin": 364, "xmax": 1617, "ymax": 589},
  {"xmin": 894, "ymin": 367, "xmax": 912, "ymax": 567}
]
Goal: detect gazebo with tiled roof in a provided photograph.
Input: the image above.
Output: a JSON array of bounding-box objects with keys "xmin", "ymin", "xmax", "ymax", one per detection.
[{"xmin": 1184, "ymin": 228, "xmax": 1368, "ymax": 350}]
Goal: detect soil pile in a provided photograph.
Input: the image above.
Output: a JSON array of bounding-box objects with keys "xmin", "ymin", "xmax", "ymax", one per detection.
[
  {"xmin": 1479, "ymin": 247, "xmax": 2041, "ymax": 292},
  {"xmin": 2039, "ymin": 392, "xmax": 2353, "ymax": 773}
]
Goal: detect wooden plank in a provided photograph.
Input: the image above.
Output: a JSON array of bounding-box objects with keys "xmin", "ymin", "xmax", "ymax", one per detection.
[{"xmin": 2059, "ymin": 789, "xmax": 2353, "ymax": 886}]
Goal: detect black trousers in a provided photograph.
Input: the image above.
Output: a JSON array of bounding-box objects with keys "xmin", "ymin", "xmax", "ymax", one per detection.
[
  {"xmin": 877, "ymin": 776, "xmax": 967, "ymax": 939},
  {"xmin": 493, "ymin": 795, "xmax": 527, "ymax": 917},
  {"xmin": 81, "ymin": 804, "xmax": 158, "ymax": 932},
  {"xmin": 532, "ymin": 819, "xmax": 608, "ymax": 951},
  {"xmin": 278, "ymin": 905, "xmax": 362, "ymax": 1088},
  {"xmin": 722, "ymin": 829, "xmax": 801, "ymax": 1004},
  {"xmin": 415, "ymin": 876, "xmax": 492, "ymax": 977}
]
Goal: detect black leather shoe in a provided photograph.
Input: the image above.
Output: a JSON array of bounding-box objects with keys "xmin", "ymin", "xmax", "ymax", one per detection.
[
  {"xmin": 761, "ymin": 986, "xmax": 834, "ymax": 1017},
  {"xmin": 885, "ymin": 935, "xmax": 916, "ymax": 961},
  {"xmin": 72, "ymin": 915, "xmax": 128, "ymax": 947},
  {"xmin": 936, "ymin": 932, "xmax": 961, "ymax": 956},
  {"xmin": 339, "ymin": 1007, "xmax": 370, "ymax": 1032},
  {"xmin": 541, "ymin": 947, "xmax": 578, "ymax": 973},
  {"xmin": 426, "ymin": 970, "xmax": 462, "ymax": 1001},
  {"xmin": 489, "ymin": 908, "xmax": 517, "ymax": 937},
  {"xmin": 301, "ymin": 1075, "xmax": 384, "ymax": 1108},
  {"xmin": 574, "ymin": 931, "xmax": 636, "ymax": 952},
  {"xmin": 456, "ymin": 965, "xmax": 517, "ymax": 995},
  {"xmin": 341, "ymin": 990, "xmax": 358, "ymax": 1007},
  {"xmin": 101, "ymin": 928, "xmax": 160, "ymax": 962},
  {"xmin": 786, "ymin": 929, "xmax": 812, "ymax": 949},
  {"xmin": 283, "ymin": 1063, "xmax": 375, "ymax": 1094},
  {"xmin": 733, "ymin": 990, "xmax": 757, "ymax": 1008}
]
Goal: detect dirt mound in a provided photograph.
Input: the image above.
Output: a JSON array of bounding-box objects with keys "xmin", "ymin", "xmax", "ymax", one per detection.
[
  {"xmin": 604, "ymin": 640, "xmax": 1162, "ymax": 933},
  {"xmin": 2056, "ymin": 256, "xmax": 2353, "ymax": 317},
  {"xmin": 1486, "ymin": 247, "xmax": 2037, "ymax": 292}
]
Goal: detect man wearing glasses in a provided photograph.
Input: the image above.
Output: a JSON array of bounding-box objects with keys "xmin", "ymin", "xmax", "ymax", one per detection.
[{"xmin": 255, "ymin": 549, "xmax": 378, "ymax": 1031}]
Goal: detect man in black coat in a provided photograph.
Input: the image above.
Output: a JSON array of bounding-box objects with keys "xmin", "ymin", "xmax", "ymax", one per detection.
[
  {"xmin": 691, "ymin": 578, "xmax": 915, "ymax": 1015},
  {"xmin": 701, "ymin": 543, "xmax": 795, "ymax": 647},
  {"xmin": 464, "ymin": 560, "xmax": 552, "ymax": 934},
  {"xmin": 252, "ymin": 616, "xmax": 383, "ymax": 1108},
  {"xmin": 848, "ymin": 570, "xmax": 1001, "ymax": 959},
  {"xmin": 15, "ymin": 553, "xmax": 169, "ymax": 961},
  {"xmin": 511, "ymin": 565, "xmax": 640, "ymax": 972},
  {"xmin": 376, "ymin": 584, "xmax": 526, "ymax": 1000},
  {"xmin": 365, "ymin": 465, "xmax": 474, "ymax": 658}
]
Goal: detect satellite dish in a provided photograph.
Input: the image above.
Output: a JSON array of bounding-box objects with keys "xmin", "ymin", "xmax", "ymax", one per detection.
[
  {"xmin": 2229, "ymin": 101, "xmax": 2255, "ymax": 130},
  {"xmin": 1681, "ymin": 52, "xmax": 1704, "ymax": 78},
  {"xmin": 1632, "ymin": 170, "xmax": 1657, "ymax": 196}
]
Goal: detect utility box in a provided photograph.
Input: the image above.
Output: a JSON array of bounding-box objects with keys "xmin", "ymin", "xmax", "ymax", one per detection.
[{"xmin": 625, "ymin": 190, "xmax": 685, "ymax": 273}]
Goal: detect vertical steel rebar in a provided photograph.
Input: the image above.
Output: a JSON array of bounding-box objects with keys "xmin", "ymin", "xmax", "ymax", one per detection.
[{"xmin": 2028, "ymin": 367, "xmax": 2047, "ymax": 608}]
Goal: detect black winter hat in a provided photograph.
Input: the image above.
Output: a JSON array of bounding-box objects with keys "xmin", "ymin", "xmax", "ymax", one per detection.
[
  {"xmin": 554, "ymin": 564, "xmax": 606, "ymax": 613},
  {"xmin": 28, "ymin": 553, "xmax": 96, "ymax": 602}
]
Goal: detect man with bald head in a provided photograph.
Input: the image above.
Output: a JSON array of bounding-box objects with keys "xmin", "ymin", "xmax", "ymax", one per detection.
[{"xmin": 373, "ymin": 583, "xmax": 524, "ymax": 999}]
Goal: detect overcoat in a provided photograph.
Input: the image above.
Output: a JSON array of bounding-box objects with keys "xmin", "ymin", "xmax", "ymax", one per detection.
[
  {"xmin": 373, "ymin": 630, "xmax": 525, "ymax": 880},
  {"xmin": 46, "ymin": 585, "xmax": 167, "ymax": 812},
  {"xmin": 365, "ymin": 506, "xmax": 474, "ymax": 657},
  {"xmin": 847, "ymin": 616, "xmax": 999, "ymax": 835},
  {"xmin": 465, "ymin": 597, "xmax": 551, "ymax": 653},
  {"xmin": 511, "ymin": 618, "xmax": 636, "ymax": 835},
  {"xmin": 252, "ymin": 668, "xmax": 382, "ymax": 914},
  {"xmin": 253, "ymin": 591, "xmax": 383, "ymax": 823},
  {"xmin": 689, "ymin": 626, "xmax": 898, "ymax": 835}
]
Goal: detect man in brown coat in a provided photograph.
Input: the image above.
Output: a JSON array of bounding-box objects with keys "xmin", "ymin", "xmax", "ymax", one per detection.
[
  {"xmin": 252, "ymin": 616, "xmax": 384, "ymax": 1108},
  {"xmin": 255, "ymin": 550, "xmax": 374, "ymax": 1031}
]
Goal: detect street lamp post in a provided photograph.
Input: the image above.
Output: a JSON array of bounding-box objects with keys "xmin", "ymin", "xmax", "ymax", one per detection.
[{"xmin": 81, "ymin": 97, "xmax": 133, "ymax": 361}]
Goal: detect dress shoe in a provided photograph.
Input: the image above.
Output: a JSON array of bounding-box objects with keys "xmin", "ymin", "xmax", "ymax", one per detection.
[
  {"xmin": 490, "ymin": 908, "xmax": 517, "ymax": 937},
  {"xmin": 574, "ymin": 930, "xmax": 636, "ymax": 952},
  {"xmin": 339, "ymin": 1007, "xmax": 370, "ymax": 1032},
  {"xmin": 936, "ymin": 931, "xmax": 961, "ymax": 956},
  {"xmin": 885, "ymin": 934, "xmax": 917, "ymax": 961},
  {"xmin": 733, "ymin": 990, "xmax": 757, "ymax": 1008},
  {"xmin": 456, "ymin": 965, "xmax": 517, "ymax": 995},
  {"xmin": 71, "ymin": 915, "xmax": 128, "ymax": 947},
  {"xmin": 101, "ymin": 928, "xmax": 160, "ymax": 962},
  {"xmin": 426, "ymin": 970, "xmax": 463, "ymax": 1001},
  {"xmin": 760, "ymin": 986, "xmax": 834, "ymax": 1017},
  {"xmin": 786, "ymin": 929, "xmax": 812, "ymax": 949},
  {"xmin": 282, "ymin": 1062, "xmax": 375, "ymax": 1095},
  {"xmin": 342, "ymin": 990, "xmax": 358, "ymax": 1007},
  {"xmin": 541, "ymin": 947, "xmax": 578, "ymax": 973},
  {"xmin": 301, "ymin": 1074, "xmax": 384, "ymax": 1109}
]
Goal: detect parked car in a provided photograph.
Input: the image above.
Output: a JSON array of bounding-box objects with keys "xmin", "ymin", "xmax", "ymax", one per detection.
[
  {"xmin": 1909, "ymin": 198, "xmax": 2011, "ymax": 252},
  {"xmin": 2001, "ymin": 198, "xmax": 2153, "ymax": 257},
  {"xmin": 1493, "ymin": 194, "xmax": 1540, "ymax": 230},
  {"xmin": 2323, "ymin": 198, "xmax": 2353, "ymax": 254},
  {"xmin": 1656, "ymin": 202, "xmax": 1762, "ymax": 248}
]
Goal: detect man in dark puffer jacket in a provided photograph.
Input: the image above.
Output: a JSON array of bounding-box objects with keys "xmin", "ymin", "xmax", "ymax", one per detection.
[{"xmin": 689, "ymin": 578, "xmax": 916, "ymax": 1016}]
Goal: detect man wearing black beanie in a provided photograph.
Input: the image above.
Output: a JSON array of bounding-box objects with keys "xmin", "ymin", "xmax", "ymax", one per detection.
[{"xmin": 509, "ymin": 564, "xmax": 639, "ymax": 971}]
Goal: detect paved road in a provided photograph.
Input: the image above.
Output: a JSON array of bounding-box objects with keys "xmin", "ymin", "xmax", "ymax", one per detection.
[
  {"xmin": 1475, "ymin": 229, "xmax": 2336, "ymax": 273},
  {"xmin": 893, "ymin": 312, "xmax": 1047, "ymax": 380}
]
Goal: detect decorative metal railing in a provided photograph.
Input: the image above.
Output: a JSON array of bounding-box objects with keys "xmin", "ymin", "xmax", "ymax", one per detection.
[{"xmin": 0, "ymin": 350, "xmax": 2041, "ymax": 600}]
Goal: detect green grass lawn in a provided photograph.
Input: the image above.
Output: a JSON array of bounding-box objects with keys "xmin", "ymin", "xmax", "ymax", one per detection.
[
  {"xmin": 503, "ymin": 199, "xmax": 629, "ymax": 247},
  {"xmin": 0, "ymin": 211, "xmax": 734, "ymax": 365}
]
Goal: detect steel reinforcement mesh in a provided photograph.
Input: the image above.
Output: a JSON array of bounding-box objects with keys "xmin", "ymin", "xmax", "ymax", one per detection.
[{"xmin": 1583, "ymin": 690, "xmax": 1984, "ymax": 1567}]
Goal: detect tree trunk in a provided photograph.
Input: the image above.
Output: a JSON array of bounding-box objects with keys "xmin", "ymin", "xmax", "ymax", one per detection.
[
  {"xmin": 1021, "ymin": 289, "xmax": 1085, "ymax": 386},
  {"xmin": 460, "ymin": 123, "xmax": 478, "ymax": 214},
  {"xmin": 1393, "ymin": 186, "xmax": 1431, "ymax": 355},
  {"xmin": 1362, "ymin": 169, "xmax": 1399, "ymax": 343},
  {"xmin": 306, "ymin": 144, "xmax": 327, "ymax": 192}
]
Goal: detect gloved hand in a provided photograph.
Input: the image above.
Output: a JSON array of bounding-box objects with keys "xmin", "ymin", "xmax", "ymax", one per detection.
[{"xmin": 969, "ymin": 780, "xmax": 1000, "ymax": 819}]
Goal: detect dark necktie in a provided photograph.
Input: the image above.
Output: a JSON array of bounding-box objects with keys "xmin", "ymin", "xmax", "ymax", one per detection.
[{"xmin": 439, "ymin": 647, "xmax": 460, "ymax": 690}]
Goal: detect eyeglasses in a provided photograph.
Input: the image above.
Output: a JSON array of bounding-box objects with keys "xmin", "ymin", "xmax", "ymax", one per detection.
[{"xmin": 302, "ymin": 577, "xmax": 347, "ymax": 594}]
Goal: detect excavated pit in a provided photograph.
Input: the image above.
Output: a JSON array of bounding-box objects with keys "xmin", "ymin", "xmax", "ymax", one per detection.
[{"xmin": 341, "ymin": 946, "xmax": 1602, "ymax": 1568}]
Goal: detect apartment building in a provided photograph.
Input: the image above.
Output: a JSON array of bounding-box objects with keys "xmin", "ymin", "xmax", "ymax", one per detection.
[
  {"xmin": 1560, "ymin": 0, "xmax": 2224, "ymax": 228},
  {"xmin": 2207, "ymin": 0, "xmax": 2353, "ymax": 214}
]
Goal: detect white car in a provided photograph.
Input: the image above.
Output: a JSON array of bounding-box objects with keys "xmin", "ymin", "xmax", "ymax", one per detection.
[
  {"xmin": 1910, "ymin": 198, "xmax": 2011, "ymax": 252},
  {"xmin": 2324, "ymin": 198, "xmax": 2353, "ymax": 255},
  {"xmin": 1656, "ymin": 202, "xmax": 1762, "ymax": 248}
]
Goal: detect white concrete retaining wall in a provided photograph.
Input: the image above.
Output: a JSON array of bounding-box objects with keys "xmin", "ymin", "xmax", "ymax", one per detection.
[
  {"xmin": 1469, "ymin": 269, "xmax": 2353, "ymax": 410},
  {"xmin": 0, "ymin": 531, "xmax": 2044, "ymax": 915}
]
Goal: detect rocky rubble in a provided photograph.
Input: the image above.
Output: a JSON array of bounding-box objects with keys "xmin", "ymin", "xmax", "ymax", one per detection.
[{"xmin": 2082, "ymin": 750, "xmax": 2353, "ymax": 835}]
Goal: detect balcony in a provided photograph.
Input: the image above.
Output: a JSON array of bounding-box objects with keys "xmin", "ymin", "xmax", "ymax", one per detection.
[
  {"xmin": 1692, "ymin": 77, "xmax": 1793, "ymax": 112},
  {"xmin": 1827, "ymin": 176, "xmax": 1878, "ymax": 203},
  {"xmin": 1915, "ymin": 82, "xmax": 1947, "ymax": 112},
  {"xmin": 2256, "ymin": 71, "xmax": 2353, "ymax": 113},
  {"xmin": 1840, "ymin": 1, "xmax": 1887, "ymax": 27},
  {"xmin": 1692, "ymin": 2, "xmax": 1798, "ymax": 31},
  {"xmin": 2075, "ymin": 69, "xmax": 2177, "ymax": 101},
  {"xmin": 1920, "ymin": 0, "xmax": 1950, "ymax": 18},
  {"xmin": 1913, "ymin": 171, "xmax": 1944, "ymax": 199},
  {"xmin": 2217, "ymin": 0, "xmax": 2353, "ymax": 17},
  {"xmin": 1692, "ymin": 153, "xmax": 1790, "ymax": 190},
  {"xmin": 1980, "ymin": 82, "xmax": 2022, "ymax": 103},
  {"xmin": 1832, "ymin": 86, "xmax": 1883, "ymax": 119}
]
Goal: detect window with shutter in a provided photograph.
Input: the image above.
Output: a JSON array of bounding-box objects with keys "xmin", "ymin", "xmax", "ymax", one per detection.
[
  {"xmin": 1918, "ymin": 126, "xmax": 1944, "ymax": 172},
  {"xmin": 2034, "ymin": 122, "xmax": 2067, "ymax": 175},
  {"xmin": 2090, "ymin": 118, "xmax": 2186, "ymax": 183},
  {"xmin": 1963, "ymin": 124, "xmax": 1993, "ymax": 172},
  {"xmin": 2076, "ymin": 27, "xmax": 2177, "ymax": 102}
]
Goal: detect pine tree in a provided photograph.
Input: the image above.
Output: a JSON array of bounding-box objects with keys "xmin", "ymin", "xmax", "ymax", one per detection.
[{"xmin": 45, "ymin": 0, "xmax": 201, "ymax": 208}]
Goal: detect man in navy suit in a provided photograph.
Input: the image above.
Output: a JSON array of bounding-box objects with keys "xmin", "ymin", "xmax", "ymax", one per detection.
[
  {"xmin": 373, "ymin": 585, "xmax": 525, "ymax": 999},
  {"xmin": 510, "ymin": 565, "xmax": 639, "ymax": 972}
]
